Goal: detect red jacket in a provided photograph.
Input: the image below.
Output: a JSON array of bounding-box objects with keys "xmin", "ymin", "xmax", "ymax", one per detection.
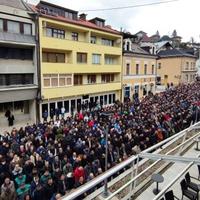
[
  {"xmin": 74, "ymin": 167, "xmax": 85, "ymax": 182},
  {"xmin": 79, "ymin": 113, "xmax": 84, "ymax": 120},
  {"xmin": 88, "ymin": 120, "xmax": 94, "ymax": 128}
]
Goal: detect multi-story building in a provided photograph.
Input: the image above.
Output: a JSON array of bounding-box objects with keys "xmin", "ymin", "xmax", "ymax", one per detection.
[
  {"xmin": 123, "ymin": 33, "xmax": 157, "ymax": 99},
  {"xmin": 157, "ymin": 49, "xmax": 197, "ymax": 86},
  {"xmin": 0, "ymin": 0, "xmax": 38, "ymax": 126},
  {"xmin": 34, "ymin": 1, "xmax": 122, "ymax": 120}
]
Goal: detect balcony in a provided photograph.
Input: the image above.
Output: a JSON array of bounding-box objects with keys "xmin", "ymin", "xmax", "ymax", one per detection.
[
  {"xmin": 0, "ymin": 59, "xmax": 36, "ymax": 74},
  {"xmin": 0, "ymin": 85, "xmax": 38, "ymax": 103},
  {"xmin": 182, "ymin": 68, "xmax": 198, "ymax": 72},
  {"xmin": 42, "ymin": 82, "xmax": 121, "ymax": 99},
  {"xmin": 41, "ymin": 36, "xmax": 122, "ymax": 55},
  {"xmin": 0, "ymin": 31, "xmax": 36, "ymax": 45},
  {"xmin": 41, "ymin": 62, "xmax": 121, "ymax": 74}
]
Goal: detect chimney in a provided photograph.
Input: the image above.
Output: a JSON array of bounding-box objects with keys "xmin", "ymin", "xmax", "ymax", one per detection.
[{"xmin": 79, "ymin": 13, "xmax": 87, "ymax": 20}]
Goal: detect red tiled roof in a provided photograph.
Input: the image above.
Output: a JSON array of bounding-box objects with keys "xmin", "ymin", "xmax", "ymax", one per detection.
[{"xmin": 30, "ymin": 4, "xmax": 120, "ymax": 35}]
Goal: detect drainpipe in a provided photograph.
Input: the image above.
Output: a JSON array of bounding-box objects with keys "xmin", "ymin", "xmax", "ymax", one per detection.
[{"xmin": 31, "ymin": 12, "xmax": 41, "ymax": 124}]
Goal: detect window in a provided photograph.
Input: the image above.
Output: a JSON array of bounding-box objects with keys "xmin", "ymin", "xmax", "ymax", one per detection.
[
  {"xmin": 104, "ymin": 95, "xmax": 108, "ymax": 104},
  {"xmin": 186, "ymin": 62, "xmax": 189, "ymax": 70},
  {"xmin": 0, "ymin": 19, "xmax": 3, "ymax": 31},
  {"xmin": 144, "ymin": 64, "xmax": 147, "ymax": 75},
  {"xmin": 191, "ymin": 62, "xmax": 195, "ymax": 70},
  {"xmin": 193, "ymin": 62, "xmax": 196, "ymax": 69},
  {"xmin": 24, "ymin": 23, "xmax": 32, "ymax": 35},
  {"xmin": 126, "ymin": 41, "xmax": 131, "ymax": 51},
  {"xmin": 126, "ymin": 63, "xmax": 130, "ymax": 75},
  {"xmin": 87, "ymin": 75, "xmax": 96, "ymax": 84},
  {"xmin": 58, "ymin": 54, "xmax": 65, "ymax": 63},
  {"xmin": 101, "ymin": 74, "xmax": 114, "ymax": 83},
  {"xmin": 158, "ymin": 63, "xmax": 161, "ymax": 69},
  {"xmin": 74, "ymin": 75, "xmax": 83, "ymax": 85},
  {"xmin": 65, "ymin": 12, "xmax": 73, "ymax": 20},
  {"xmin": 92, "ymin": 54, "xmax": 101, "ymax": 64},
  {"xmin": 47, "ymin": 53, "xmax": 57, "ymax": 63},
  {"xmin": 96, "ymin": 21, "xmax": 104, "ymax": 27},
  {"xmin": 105, "ymin": 57, "xmax": 115, "ymax": 65},
  {"xmin": 7, "ymin": 21, "xmax": 20, "ymax": 33},
  {"xmin": 102, "ymin": 38, "xmax": 114, "ymax": 46},
  {"xmin": 59, "ymin": 74, "xmax": 72, "ymax": 86},
  {"xmin": 72, "ymin": 32, "xmax": 78, "ymax": 41},
  {"xmin": 124, "ymin": 87, "xmax": 130, "ymax": 98},
  {"xmin": 143, "ymin": 85, "xmax": 147, "ymax": 96},
  {"xmin": 46, "ymin": 28, "xmax": 52, "ymax": 37},
  {"xmin": 134, "ymin": 85, "xmax": 139, "ymax": 95},
  {"xmin": 136, "ymin": 64, "xmax": 139, "ymax": 75},
  {"xmin": 77, "ymin": 53, "xmax": 87, "ymax": 63},
  {"xmin": 185, "ymin": 74, "xmax": 188, "ymax": 82},
  {"xmin": 113, "ymin": 94, "xmax": 116, "ymax": 103},
  {"xmin": 0, "ymin": 74, "xmax": 33, "ymax": 86},
  {"xmin": 91, "ymin": 36, "xmax": 96, "ymax": 44},
  {"xmin": 43, "ymin": 75, "xmax": 51, "ymax": 87},
  {"xmin": 51, "ymin": 74, "xmax": 58, "ymax": 87},
  {"xmin": 53, "ymin": 29, "xmax": 65, "ymax": 39},
  {"xmin": 42, "ymin": 52, "xmax": 65, "ymax": 63},
  {"xmin": 43, "ymin": 74, "xmax": 72, "ymax": 87},
  {"xmin": 109, "ymin": 94, "xmax": 112, "ymax": 104},
  {"xmin": 152, "ymin": 65, "xmax": 155, "ymax": 74},
  {"xmin": 0, "ymin": 47, "xmax": 33, "ymax": 60},
  {"xmin": 64, "ymin": 101, "xmax": 69, "ymax": 113},
  {"xmin": 46, "ymin": 27, "xmax": 65, "ymax": 39},
  {"xmin": 190, "ymin": 74, "xmax": 193, "ymax": 82}
]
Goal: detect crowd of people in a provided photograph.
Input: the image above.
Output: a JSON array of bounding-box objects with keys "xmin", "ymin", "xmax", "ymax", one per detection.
[{"xmin": 1, "ymin": 82, "xmax": 200, "ymax": 200}]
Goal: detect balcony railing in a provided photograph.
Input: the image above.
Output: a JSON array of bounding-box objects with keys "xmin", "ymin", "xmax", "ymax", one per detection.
[
  {"xmin": 43, "ymin": 34, "xmax": 121, "ymax": 48},
  {"xmin": 182, "ymin": 68, "xmax": 198, "ymax": 72}
]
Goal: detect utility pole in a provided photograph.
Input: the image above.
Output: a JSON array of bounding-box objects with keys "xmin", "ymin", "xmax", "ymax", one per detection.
[
  {"xmin": 100, "ymin": 112, "xmax": 113, "ymax": 198},
  {"xmin": 104, "ymin": 125, "xmax": 109, "ymax": 197}
]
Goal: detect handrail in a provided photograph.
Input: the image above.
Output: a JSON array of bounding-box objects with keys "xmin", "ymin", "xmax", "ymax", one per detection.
[
  {"xmin": 105, "ymin": 127, "xmax": 200, "ymax": 200},
  {"xmin": 62, "ymin": 122, "xmax": 200, "ymax": 200}
]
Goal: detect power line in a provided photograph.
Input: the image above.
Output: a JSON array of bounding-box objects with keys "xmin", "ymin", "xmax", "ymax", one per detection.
[{"xmin": 79, "ymin": 0, "xmax": 179, "ymax": 12}]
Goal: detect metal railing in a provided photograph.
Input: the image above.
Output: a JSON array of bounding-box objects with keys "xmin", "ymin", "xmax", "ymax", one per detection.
[
  {"xmin": 105, "ymin": 126, "xmax": 200, "ymax": 200},
  {"xmin": 63, "ymin": 122, "xmax": 200, "ymax": 200}
]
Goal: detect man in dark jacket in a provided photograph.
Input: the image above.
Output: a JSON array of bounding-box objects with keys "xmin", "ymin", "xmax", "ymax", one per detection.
[
  {"xmin": 8, "ymin": 114, "xmax": 14, "ymax": 126},
  {"xmin": 43, "ymin": 178, "xmax": 56, "ymax": 200},
  {"xmin": 32, "ymin": 184, "xmax": 45, "ymax": 200},
  {"xmin": 56, "ymin": 174, "xmax": 67, "ymax": 196}
]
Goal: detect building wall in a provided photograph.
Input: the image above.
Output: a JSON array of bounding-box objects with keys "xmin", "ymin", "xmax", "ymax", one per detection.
[
  {"xmin": 0, "ymin": 6, "xmax": 36, "ymax": 35},
  {"xmin": 157, "ymin": 56, "xmax": 197, "ymax": 86},
  {"xmin": 0, "ymin": 3, "xmax": 38, "ymax": 124},
  {"xmin": 39, "ymin": 17, "xmax": 122, "ymax": 119},
  {"xmin": 123, "ymin": 54, "xmax": 156, "ymax": 99}
]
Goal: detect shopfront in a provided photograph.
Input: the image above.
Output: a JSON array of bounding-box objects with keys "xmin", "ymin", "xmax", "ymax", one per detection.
[{"xmin": 40, "ymin": 92, "xmax": 116, "ymax": 121}]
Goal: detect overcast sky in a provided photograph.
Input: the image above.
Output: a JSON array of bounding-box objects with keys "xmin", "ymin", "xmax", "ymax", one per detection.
[{"xmin": 28, "ymin": 0, "xmax": 200, "ymax": 42}]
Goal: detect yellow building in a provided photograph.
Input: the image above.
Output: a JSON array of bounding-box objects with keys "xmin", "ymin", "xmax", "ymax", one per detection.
[
  {"xmin": 35, "ymin": 1, "xmax": 122, "ymax": 120},
  {"xmin": 123, "ymin": 35, "xmax": 157, "ymax": 99},
  {"xmin": 157, "ymin": 49, "xmax": 197, "ymax": 86}
]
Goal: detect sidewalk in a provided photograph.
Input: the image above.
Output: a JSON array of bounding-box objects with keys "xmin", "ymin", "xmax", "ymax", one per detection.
[{"xmin": 0, "ymin": 120, "xmax": 33, "ymax": 134}]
